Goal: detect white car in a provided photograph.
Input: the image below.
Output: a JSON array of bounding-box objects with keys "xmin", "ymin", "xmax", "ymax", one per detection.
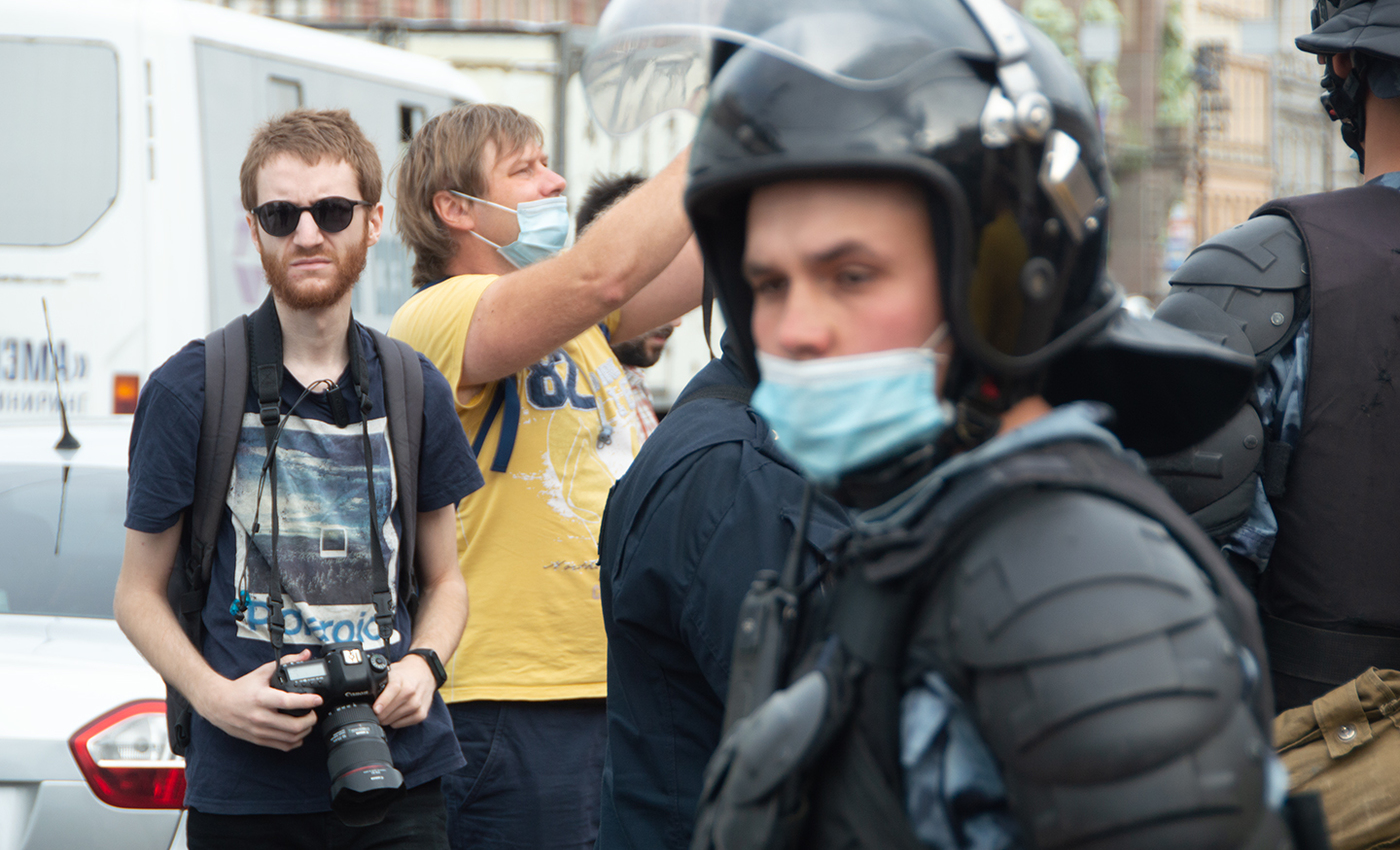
[{"xmin": 0, "ymin": 418, "xmax": 186, "ymax": 850}]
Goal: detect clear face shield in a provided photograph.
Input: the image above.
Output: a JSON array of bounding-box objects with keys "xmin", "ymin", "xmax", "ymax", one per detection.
[
  {"xmin": 582, "ymin": 0, "xmax": 1113, "ymax": 376},
  {"xmin": 581, "ymin": 0, "xmax": 995, "ymax": 137}
]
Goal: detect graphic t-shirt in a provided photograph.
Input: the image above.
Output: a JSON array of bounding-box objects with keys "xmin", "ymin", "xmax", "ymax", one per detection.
[
  {"xmin": 624, "ymin": 365, "xmax": 660, "ymax": 439},
  {"xmin": 125, "ymin": 325, "xmax": 482, "ymax": 815},
  {"xmin": 389, "ymin": 274, "xmax": 645, "ymax": 702}
]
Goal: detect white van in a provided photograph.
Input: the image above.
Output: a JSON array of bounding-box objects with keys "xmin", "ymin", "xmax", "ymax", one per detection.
[{"xmin": 0, "ymin": 0, "xmax": 482, "ymax": 422}]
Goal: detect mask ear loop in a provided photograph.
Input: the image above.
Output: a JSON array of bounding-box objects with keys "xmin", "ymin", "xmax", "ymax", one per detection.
[
  {"xmin": 450, "ymin": 189, "xmax": 516, "ymax": 254},
  {"xmin": 921, "ymin": 323, "xmax": 952, "ymax": 366}
]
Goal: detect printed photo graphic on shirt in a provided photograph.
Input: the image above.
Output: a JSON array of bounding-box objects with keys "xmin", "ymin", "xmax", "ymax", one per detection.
[
  {"xmin": 226, "ymin": 413, "xmax": 401, "ymax": 648},
  {"xmin": 513, "ymin": 348, "xmax": 640, "ymax": 547}
]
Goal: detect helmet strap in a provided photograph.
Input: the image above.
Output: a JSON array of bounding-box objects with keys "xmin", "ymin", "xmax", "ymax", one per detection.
[
  {"xmin": 942, "ymin": 371, "xmax": 1048, "ymax": 455},
  {"xmin": 945, "ymin": 376, "xmax": 1010, "ymax": 452}
]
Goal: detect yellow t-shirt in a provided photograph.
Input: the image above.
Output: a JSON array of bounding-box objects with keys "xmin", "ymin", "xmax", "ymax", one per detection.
[{"xmin": 389, "ymin": 274, "xmax": 644, "ymax": 702}]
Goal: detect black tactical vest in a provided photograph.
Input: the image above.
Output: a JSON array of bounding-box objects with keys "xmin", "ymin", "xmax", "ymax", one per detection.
[{"xmin": 1255, "ymin": 187, "xmax": 1400, "ymax": 638}]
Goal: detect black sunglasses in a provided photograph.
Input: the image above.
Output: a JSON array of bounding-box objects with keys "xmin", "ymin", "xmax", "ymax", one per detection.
[{"xmin": 252, "ymin": 197, "xmax": 372, "ymax": 237}]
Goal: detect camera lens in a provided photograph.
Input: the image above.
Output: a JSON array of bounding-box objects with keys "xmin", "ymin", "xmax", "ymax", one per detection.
[{"xmin": 321, "ymin": 703, "xmax": 405, "ymax": 826}]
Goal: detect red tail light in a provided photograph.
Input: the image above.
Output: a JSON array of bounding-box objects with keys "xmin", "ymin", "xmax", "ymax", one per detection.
[
  {"xmin": 69, "ymin": 700, "xmax": 186, "ymax": 809},
  {"xmin": 113, "ymin": 374, "xmax": 140, "ymax": 414}
]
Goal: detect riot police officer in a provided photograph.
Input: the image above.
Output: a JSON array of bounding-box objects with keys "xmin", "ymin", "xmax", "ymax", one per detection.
[
  {"xmin": 582, "ymin": 0, "xmax": 1302, "ymax": 846},
  {"xmin": 1151, "ymin": 0, "xmax": 1400, "ymax": 712}
]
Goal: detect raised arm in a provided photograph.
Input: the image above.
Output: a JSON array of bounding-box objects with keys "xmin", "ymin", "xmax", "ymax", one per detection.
[
  {"xmin": 458, "ymin": 148, "xmax": 698, "ymax": 389},
  {"xmin": 610, "ymin": 235, "xmax": 704, "ymax": 344},
  {"xmin": 114, "ymin": 521, "xmax": 322, "ymax": 750}
]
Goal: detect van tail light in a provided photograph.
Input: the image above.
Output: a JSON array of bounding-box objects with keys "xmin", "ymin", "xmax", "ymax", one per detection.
[
  {"xmin": 69, "ymin": 700, "xmax": 186, "ymax": 809},
  {"xmin": 113, "ymin": 374, "xmax": 140, "ymax": 414}
]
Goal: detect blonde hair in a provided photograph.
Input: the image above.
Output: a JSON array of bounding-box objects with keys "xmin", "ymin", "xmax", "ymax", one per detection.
[
  {"xmin": 395, "ymin": 103, "xmax": 543, "ymax": 287},
  {"xmin": 239, "ymin": 108, "xmax": 382, "ymax": 210}
]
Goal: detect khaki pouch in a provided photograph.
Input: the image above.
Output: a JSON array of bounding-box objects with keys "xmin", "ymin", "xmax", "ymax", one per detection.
[{"xmin": 1275, "ymin": 668, "xmax": 1400, "ymax": 850}]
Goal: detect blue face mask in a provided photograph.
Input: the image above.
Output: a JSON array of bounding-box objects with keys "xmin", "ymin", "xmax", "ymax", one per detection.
[
  {"xmin": 451, "ymin": 191, "xmax": 570, "ymax": 268},
  {"xmin": 751, "ymin": 346, "xmax": 952, "ymax": 486}
]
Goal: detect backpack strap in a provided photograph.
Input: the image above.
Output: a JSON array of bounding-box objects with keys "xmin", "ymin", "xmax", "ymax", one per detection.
[
  {"xmin": 166, "ymin": 313, "xmax": 248, "ymax": 755},
  {"xmin": 368, "ymin": 327, "xmax": 425, "ymax": 606},
  {"xmin": 192, "ymin": 316, "xmax": 249, "ymax": 591},
  {"xmin": 470, "ymin": 379, "xmax": 520, "ymax": 473}
]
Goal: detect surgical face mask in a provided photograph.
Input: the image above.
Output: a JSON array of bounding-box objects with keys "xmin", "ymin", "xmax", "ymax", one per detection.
[
  {"xmin": 751, "ymin": 343, "xmax": 952, "ymax": 486},
  {"xmin": 451, "ymin": 190, "xmax": 569, "ymax": 268}
]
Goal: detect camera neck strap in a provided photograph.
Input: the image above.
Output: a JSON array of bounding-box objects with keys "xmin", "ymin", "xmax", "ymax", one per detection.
[{"xmin": 247, "ymin": 295, "xmax": 395, "ymax": 662}]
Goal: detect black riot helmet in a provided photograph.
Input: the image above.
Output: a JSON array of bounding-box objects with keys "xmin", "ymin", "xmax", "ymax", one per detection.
[
  {"xmin": 583, "ymin": 0, "xmax": 1255, "ymax": 456},
  {"xmin": 1297, "ymin": 0, "xmax": 1400, "ymax": 169}
]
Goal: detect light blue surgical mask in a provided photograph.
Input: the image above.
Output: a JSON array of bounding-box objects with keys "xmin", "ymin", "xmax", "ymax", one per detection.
[
  {"xmin": 451, "ymin": 190, "xmax": 570, "ymax": 268},
  {"xmin": 751, "ymin": 343, "xmax": 952, "ymax": 486}
]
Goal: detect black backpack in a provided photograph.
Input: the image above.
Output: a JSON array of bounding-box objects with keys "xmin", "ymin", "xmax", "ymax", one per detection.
[{"xmin": 163, "ymin": 306, "xmax": 424, "ymax": 756}]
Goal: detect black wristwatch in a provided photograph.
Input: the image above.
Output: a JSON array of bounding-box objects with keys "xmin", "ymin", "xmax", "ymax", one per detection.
[{"xmin": 407, "ymin": 647, "xmax": 448, "ymax": 689}]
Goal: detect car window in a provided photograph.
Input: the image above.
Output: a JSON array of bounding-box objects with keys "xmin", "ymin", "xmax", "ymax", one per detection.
[{"xmin": 0, "ymin": 464, "xmax": 129, "ymax": 618}]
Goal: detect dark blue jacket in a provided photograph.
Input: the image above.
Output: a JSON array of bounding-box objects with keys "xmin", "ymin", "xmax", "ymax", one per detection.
[{"xmin": 595, "ymin": 343, "xmax": 848, "ymax": 850}]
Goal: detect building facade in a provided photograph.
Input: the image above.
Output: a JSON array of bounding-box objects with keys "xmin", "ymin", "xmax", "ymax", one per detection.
[{"xmin": 1174, "ymin": 0, "xmax": 1357, "ymax": 291}]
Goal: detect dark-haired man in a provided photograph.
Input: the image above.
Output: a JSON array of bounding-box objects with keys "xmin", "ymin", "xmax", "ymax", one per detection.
[{"xmin": 115, "ymin": 108, "xmax": 480, "ymax": 848}]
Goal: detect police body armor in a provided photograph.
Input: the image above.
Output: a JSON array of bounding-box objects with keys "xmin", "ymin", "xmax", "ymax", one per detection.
[
  {"xmin": 1151, "ymin": 184, "xmax": 1400, "ymax": 710},
  {"xmin": 694, "ymin": 438, "xmax": 1292, "ymax": 850},
  {"xmin": 1148, "ymin": 214, "xmax": 1309, "ymax": 542}
]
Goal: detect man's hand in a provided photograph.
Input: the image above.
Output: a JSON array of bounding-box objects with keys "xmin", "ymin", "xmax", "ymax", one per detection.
[
  {"xmin": 195, "ymin": 650, "xmax": 323, "ymax": 751},
  {"xmin": 373, "ymin": 652, "xmax": 438, "ymax": 729}
]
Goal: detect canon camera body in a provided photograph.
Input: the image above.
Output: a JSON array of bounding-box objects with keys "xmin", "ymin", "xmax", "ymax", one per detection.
[{"xmin": 273, "ymin": 641, "xmax": 405, "ymax": 826}]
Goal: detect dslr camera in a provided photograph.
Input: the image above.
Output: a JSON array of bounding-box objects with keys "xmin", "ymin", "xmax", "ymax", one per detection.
[{"xmin": 273, "ymin": 641, "xmax": 405, "ymax": 825}]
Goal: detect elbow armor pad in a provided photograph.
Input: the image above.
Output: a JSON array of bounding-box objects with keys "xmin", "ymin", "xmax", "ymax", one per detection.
[
  {"xmin": 1146, "ymin": 214, "xmax": 1308, "ymax": 538},
  {"xmin": 929, "ymin": 491, "xmax": 1289, "ymax": 849}
]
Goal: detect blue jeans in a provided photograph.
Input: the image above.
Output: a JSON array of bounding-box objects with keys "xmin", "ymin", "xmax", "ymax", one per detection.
[{"xmin": 443, "ymin": 699, "xmax": 607, "ymax": 850}]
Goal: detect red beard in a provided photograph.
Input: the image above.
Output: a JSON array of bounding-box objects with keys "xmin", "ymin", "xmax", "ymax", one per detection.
[{"xmin": 260, "ymin": 224, "xmax": 369, "ymax": 310}]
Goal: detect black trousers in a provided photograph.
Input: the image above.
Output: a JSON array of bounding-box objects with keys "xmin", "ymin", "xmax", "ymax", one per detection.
[{"xmin": 186, "ymin": 778, "xmax": 448, "ymax": 850}]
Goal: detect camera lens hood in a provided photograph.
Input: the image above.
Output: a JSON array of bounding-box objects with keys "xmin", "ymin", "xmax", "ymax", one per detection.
[{"xmin": 322, "ymin": 703, "xmax": 406, "ymax": 825}]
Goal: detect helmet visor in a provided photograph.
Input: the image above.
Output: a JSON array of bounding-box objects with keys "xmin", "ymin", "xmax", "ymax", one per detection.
[{"xmin": 582, "ymin": 0, "xmax": 993, "ymax": 135}]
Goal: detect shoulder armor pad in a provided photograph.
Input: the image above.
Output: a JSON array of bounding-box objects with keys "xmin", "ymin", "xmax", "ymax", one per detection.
[
  {"xmin": 935, "ymin": 491, "xmax": 1284, "ymax": 847},
  {"xmin": 1170, "ymin": 214, "xmax": 1307, "ymax": 291},
  {"xmin": 947, "ymin": 491, "xmax": 1218, "ymax": 669},
  {"xmin": 1145, "ymin": 404, "xmax": 1263, "ymax": 539},
  {"xmin": 1160, "ymin": 214, "xmax": 1308, "ymax": 363}
]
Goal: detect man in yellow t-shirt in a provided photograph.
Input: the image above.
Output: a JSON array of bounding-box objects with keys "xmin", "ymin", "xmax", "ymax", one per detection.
[{"xmin": 389, "ymin": 103, "xmax": 701, "ymax": 850}]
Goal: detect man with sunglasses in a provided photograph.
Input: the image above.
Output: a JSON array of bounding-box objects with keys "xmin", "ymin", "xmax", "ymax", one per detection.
[
  {"xmin": 115, "ymin": 109, "xmax": 482, "ymax": 849},
  {"xmin": 388, "ymin": 104, "xmax": 702, "ymax": 850}
]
